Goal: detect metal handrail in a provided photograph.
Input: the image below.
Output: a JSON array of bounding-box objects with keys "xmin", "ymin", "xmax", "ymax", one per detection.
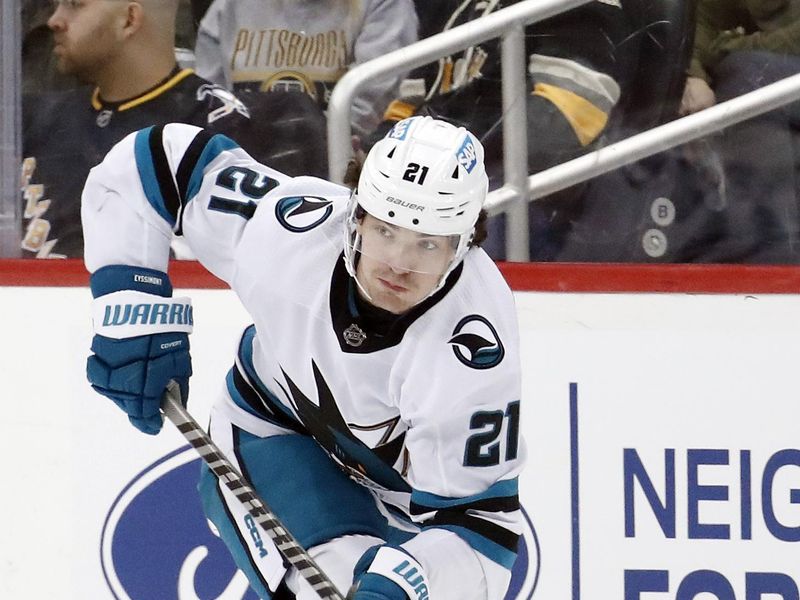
[
  {"xmin": 486, "ymin": 72, "xmax": 800, "ymax": 212},
  {"xmin": 327, "ymin": 0, "xmax": 596, "ymax": 260},
  {"xmin": 327, "ymin": 0, "xmax": 595, "ymax": 179}
]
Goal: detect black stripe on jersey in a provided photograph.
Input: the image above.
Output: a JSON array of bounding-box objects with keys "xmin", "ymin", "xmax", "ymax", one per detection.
[
  {"xmin": 410, "ymin": 494, "xmax": 520, "ymax": 516},
  {"xmin": 232, "ymin": 425, "xmax": 254, "ymax": 489},
  {"xmin": 429, "ymin": 510, "xmax": 520, "ymax": 552},
  {"xmin": 176, "ymin": 128, "xmax": 215, "ymax": 203},
  {"xmin": 232, "ymin": 365, "xmax": 307, "ymax": 434},
  {"xmin": 148, "ymin": 125, "xmax": 182, "ymax": 227}
]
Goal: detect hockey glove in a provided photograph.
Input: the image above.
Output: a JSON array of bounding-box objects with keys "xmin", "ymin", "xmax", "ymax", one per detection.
[
  {"xmin": 349, "ymin": 545, "xmax": 430, "ymax": 600},
  {"xmin": 86, "ymin": 265, "xmax": 193, "ymax": 435}
]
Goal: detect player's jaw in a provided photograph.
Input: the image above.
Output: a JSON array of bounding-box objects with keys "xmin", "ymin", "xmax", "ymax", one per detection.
[
  {"xmin": 352, "ymin": 213, "xmax": 456, "ymax": 313},
  {"xmin": 357, "ymin": 262, "xmax": 437, "ymax": 314}
]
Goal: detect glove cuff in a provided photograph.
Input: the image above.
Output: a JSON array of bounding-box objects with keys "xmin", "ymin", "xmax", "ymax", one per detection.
[
  {"xmin": 91, "ymin": 265, "xmax": 173, "ymax": 298},
  {"xmin": 92, "ymin": 291, "xmax": 193, "ymax": 339},
  {"xmin": 361, "ymin": 546, "xmax": 429, "ymax": 600}
]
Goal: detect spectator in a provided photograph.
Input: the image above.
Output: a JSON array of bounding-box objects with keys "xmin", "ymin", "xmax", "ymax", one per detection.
[
  {"xmin": 679, "ymin": 0, "xmax": 800, "ymax": 263},
  {"xmin": 21, "ymin": 0, "xmax": 326, "ymax": 259},
  {"xmin": 680, "ymin": 0, "xmax": 800, "ymax": 115},
  {"xmin": 549, "ymin": 0, "xmax": 711, "ymax": 264},
  {"xmin": 367, "ymin": 0, "xmax": 635, "ymax": 260},
  {"xmin": 193, "ymin": 0, "xmax": 418, "ymax": 140},
  {"xmin": 24, "ymin": 0, "xmax": 201, "ymax": 90}
]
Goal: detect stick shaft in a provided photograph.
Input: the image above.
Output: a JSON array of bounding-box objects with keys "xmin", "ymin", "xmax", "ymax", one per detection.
[{"xmin": 161, "ymin": 387, "xmax": 345, "ymax": 600}]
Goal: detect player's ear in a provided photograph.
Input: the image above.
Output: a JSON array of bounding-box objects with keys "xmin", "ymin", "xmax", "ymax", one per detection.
[{"xmin": 121, "ymin": 0, "xmax": 145, "ymax": 37}]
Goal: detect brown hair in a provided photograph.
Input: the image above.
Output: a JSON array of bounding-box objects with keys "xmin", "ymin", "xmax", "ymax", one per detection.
[{"xmin": 343, "ymin": 158, "xmax": 488, "ymax": 248}]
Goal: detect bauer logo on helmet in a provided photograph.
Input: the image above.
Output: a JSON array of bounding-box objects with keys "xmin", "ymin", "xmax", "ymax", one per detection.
[{"xmin": 386, "ymin": 197, "xmax": 425, "ymax": 212}]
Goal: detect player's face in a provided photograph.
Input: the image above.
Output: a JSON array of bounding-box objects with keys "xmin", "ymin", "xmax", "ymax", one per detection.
[
  {"xmin": 47, "ymin": 0, "xmax": 129, "ymax": 82},
  {"xmin": 354, "ymin": 214, "xmax": 456, "ymax": 314}
]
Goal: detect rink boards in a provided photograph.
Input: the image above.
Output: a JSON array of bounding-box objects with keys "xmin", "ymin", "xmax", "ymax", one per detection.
[{"xmin": 1, "ymin": 285, "xmax": 799, "ymax": 599}]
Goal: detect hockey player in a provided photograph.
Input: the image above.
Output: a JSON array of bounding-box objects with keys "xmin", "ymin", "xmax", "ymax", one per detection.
[
  {"xmin": 21, "ymin": 0, "xmax": 326, "ymax": 258},
  {"xmin": 82, "ymin": 116, "xmax": 525, "ymax": 599}
]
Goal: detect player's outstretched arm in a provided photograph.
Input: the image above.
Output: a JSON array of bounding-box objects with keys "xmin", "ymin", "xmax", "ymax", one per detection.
[{"xmin": 81, "ymin": 122, "xmax": 290, "ymax": 432}]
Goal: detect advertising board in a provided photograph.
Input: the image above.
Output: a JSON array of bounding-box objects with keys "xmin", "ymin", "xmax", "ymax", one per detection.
[{"xmin": 1, "ymin": 284, "xmax": 798, "ymax": 599}]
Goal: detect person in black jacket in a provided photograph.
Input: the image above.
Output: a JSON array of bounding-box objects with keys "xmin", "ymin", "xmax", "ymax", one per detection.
[{"xmin": 21, "ymin": 0, "xmax": 327, "ymax": 258}]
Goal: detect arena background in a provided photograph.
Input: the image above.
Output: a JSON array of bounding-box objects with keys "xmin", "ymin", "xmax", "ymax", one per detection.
[{"xmin": 1, "ymin": 260, "xmax": 798, "ymax": 599}]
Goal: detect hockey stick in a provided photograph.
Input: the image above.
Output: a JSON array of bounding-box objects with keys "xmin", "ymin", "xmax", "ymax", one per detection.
[{"xmin": 160, "ymin": 381, "xmax": 346, "ymax": 600}]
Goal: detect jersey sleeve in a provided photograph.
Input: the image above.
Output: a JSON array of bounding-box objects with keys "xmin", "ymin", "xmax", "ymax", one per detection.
[
  {"xmin": 82, "ymin": 122, "xmax": 292, "ymax": 283},
  {"xmin": 396, "ymin": 273, "xmax": 526, "ymax": 598}
]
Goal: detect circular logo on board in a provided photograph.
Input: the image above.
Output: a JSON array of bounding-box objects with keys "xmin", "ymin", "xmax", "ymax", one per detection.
[
  {"xmin": 101, "ymin": 446, "xmax": 259, "ymax": 599},
  {"xmin": 506, "ymin": 508, "xmax": 541, "ymax": 599},
  {"xmin": 102, "ymin": 447, "xmax": 540, "ymax": 599}
]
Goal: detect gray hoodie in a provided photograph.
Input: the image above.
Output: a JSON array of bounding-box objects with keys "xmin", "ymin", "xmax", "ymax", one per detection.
[{"xmin": 195, "ymin": 0, "xmax": 418, "ymax": 138}]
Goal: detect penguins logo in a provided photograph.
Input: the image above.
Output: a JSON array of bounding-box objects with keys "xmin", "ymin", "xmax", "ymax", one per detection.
[
  {"xmin": 196, "ymin": 84, "xmax": 251, "ymax": 123},
  {"xmin": 448, "ymin": 315, "xmax": 505, "ymax": 369},
  {"xmin": 275, "ymin": 196, "xmax": 333, "ymax": 232}
]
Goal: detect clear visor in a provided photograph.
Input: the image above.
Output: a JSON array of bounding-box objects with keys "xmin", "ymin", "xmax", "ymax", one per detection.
[{"xmin": 348, "ymin": 214, "xmax": 459, "ymax": 276}]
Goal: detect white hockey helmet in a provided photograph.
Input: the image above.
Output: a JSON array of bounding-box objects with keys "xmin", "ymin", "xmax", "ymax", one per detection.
[{"xmin": 344, "ymin": 116, "xmax": 489, "ymax": 298}]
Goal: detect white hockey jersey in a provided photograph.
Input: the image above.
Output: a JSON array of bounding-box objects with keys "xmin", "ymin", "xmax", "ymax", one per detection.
[{"xmin": 82, "ymin": 123, "xmax": 525, "ymax": 598}]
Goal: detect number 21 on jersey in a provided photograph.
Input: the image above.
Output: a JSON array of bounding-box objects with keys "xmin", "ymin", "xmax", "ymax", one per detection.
[
  {"xmin": 464, "ymin": 400, "xmax": 520, "ymax": 467},
  {"xmin": 208, "ymin": 166, "xmax": 278, "ymax": 219}
]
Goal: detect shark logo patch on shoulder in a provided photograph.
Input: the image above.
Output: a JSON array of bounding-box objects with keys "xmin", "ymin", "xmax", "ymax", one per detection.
[
  {"xmin": 275, "ymin": 196, "xmax": 333, "ymax": 232},
  {"xmin": 448, "ymin": 315, "xmax": 505, "ymax": 369}
]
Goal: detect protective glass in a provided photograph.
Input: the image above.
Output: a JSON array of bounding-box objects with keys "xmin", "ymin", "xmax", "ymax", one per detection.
[{"xmin": 348, "ymin": 214, "xmax": 458, "ymax": 276}]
